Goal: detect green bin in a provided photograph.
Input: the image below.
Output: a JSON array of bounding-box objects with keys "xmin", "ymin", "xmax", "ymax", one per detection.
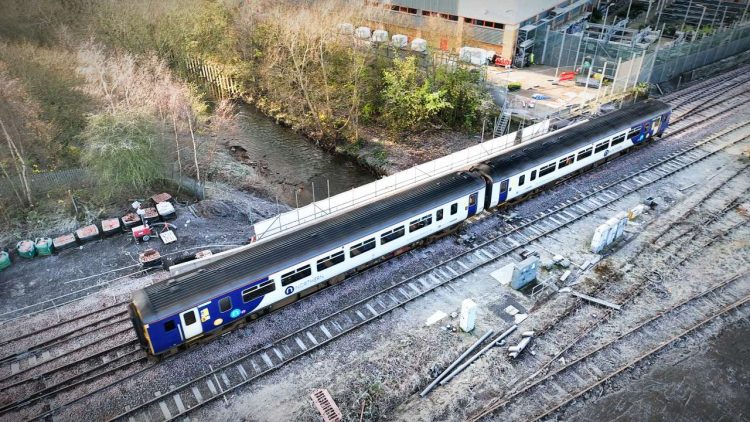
[
  {"xmin": 16, "ymin": 240, "xmax": 36, "ymax": 258},
  {"xmin": 0, "ymin": 251, "xmax": 10, "ymax": 270},
  {"xmin": 35, "ymin": 237, "xmax": 54, "ymax": 256}
]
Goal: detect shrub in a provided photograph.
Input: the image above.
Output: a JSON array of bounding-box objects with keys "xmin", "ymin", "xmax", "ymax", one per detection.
[
  {"xmin": 381, "ymin": 57, "xmax": 451, "ymax": 133},
  {"xmin": 79, "ymin": 112, "xmax": 167, "ymax": 198}
]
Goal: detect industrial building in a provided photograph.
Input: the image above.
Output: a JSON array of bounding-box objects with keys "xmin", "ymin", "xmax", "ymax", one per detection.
[{"xmin": 364, "ymin": 0, "xmax": 592, "ymax": 60}]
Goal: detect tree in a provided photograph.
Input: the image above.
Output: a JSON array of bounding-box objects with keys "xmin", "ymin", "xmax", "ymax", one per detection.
[
  {"xmin": 0, "ymin": 66, "xmax": 55, "ymax": 207},
  {"xmin": 434, "ymin": 66, "xmax": 486, "ymax": 130},
  {"xmin": 381, "ymin": 57, "xmax": 451, "ymax": 133},
  {"xmin": 79, "ymin": 112, "xmax": 166, "ymax": 197}
]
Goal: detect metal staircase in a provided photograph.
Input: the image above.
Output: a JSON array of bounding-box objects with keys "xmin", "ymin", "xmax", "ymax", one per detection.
[{"xmin": 493, "ymin": 97, "xmax": 512, "ymax": 137}]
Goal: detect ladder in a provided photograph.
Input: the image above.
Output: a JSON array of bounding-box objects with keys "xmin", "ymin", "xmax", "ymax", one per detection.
[{"xmin": 493, "ymin": 98, "xmax": 512, "ymax": 137}]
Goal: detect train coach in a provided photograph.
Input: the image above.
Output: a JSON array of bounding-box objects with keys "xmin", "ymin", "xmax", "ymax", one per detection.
[
  {"xmin": 130, "ymin": 172, "xmax": 487, "ymax": 355},
  {"xmin": 129, "ymin": 99, "xmax": 671, "ymax": 355}
]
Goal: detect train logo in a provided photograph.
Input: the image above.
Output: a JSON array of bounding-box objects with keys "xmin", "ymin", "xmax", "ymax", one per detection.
[{"xmin": 285, "ymin": 286, "xmax": 295, "ymax": 295}]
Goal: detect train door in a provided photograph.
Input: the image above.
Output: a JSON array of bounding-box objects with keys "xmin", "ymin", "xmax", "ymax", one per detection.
[
  {"xmin": 468, "ymin": 192, "xmax": 479, "ymax": 216},
  {"xmin": 497, "ymin": 179, "xmax": 509, "ymax": 203},
  {"xmin": 180, "ymin": 308, "xmax": 203, "ymax": 339}
]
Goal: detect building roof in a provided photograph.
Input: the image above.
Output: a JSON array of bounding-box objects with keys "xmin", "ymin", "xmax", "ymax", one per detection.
[
  {"xmin": 458, "ymin": 0, "xmax": 580, "ymax": 25},
  {"xmin": 134, "ymin": 171, "xmax": 486, "ymax": 323}
]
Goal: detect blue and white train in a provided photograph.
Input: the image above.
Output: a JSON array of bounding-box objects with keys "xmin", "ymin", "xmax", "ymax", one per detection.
[{"xmin": 129, "ymin": 100, "xmax": 671, "ymax": 355}]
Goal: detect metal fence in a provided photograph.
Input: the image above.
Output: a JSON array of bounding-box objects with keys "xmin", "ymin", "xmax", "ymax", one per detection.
[
  {"xmin": 535, "ymin": 20, "xmax": 750, "ymax": 87},
  {"xmin": 0, "ymin": 166, "xmax": 205, "ymax": 204}
]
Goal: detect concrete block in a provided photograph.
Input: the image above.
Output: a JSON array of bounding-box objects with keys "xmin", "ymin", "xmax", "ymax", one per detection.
[
  {"xmin": 459, "ymin": 299, "xmax": 477, "ymax": 332},
  {"xmin": 511, "ymin": 256, "xmax": 539, "ymax": 290},
  {"xmin": 590, "ymin": 222, "xmax": 610, "ymax": 253}
]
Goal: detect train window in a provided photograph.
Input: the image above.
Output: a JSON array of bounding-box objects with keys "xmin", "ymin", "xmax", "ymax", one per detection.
[
  {"xmin": 653, "ymin": 116, "xmax": 662, "ymax": 130},
  {"xmin": 242, "ymin": 280, "xmax": 276, "ymax": 303},
  {"xmin": 530, "ymin": 170, "xmax": 537, "ymax": 181},
  {"xmin": 350, "ymin": 238, "xmax": 376, "ymax": 258},
  {"xmin": 539, "ymin": 162, "xmax": 556, "ymax": 177},
  {"xmin": 183, "ymin": 311, "xmax": 197, "ymax": 326},
  {"xmin": 469, "ymin": 195, "xmax": 476, "ymax": 206},
  {"xmin": 594, "ymin": 141, "xmax": 609, "ymax": 153},
  {"xmin": 316, "ymin": 251, "xmax": 345, "ymax": 271},
  {"xmin": 281, "ymin": 264, "xmax": 312, "ymax": 286},
  {"xmin": 381, "ymin": 226, "xmax": 405, "ymax": 244},
  {"xmin": 219, "ymin": 297, "xmax": 232, "ymax": 313},
  {"xmin": 628, "ymin": 127, "xmax": 641, "ymax": 139},
  {"xmin": 451, "ymin": 203, "xmax": 458, "ymax": 215},
  {"xmin": 558, "ymin": 154, "xmax": 575, "ymax": 169},
  {"xmin": 164, "ymin": 320, "xmax": 176, "ymax": 332},
  {"xmin": 518, "ymin": 174, "xmax": 525, "ymax": 186},
  {"xmin": 499, "ymin": 180, "xmax": 508, "ymax": 193},
  {"xmin": 611, "ymin": 134, "xmax": 626, "ymax": 146},
  {"xmin": 577, "ymin": 147, "xmax": 593, "ymax": 160},
  {"xmin": 409, "ymin": 214, "xmax": 433, "ymax": 232},
  {"xmin": 436, "ymin": 209, "xmax": 444, "ymax": 221}
]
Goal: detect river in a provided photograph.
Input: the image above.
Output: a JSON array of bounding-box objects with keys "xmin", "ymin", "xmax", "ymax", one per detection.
[{"xmin": 235, "ymin": 105, "xmax": 377, "ymax": 206}]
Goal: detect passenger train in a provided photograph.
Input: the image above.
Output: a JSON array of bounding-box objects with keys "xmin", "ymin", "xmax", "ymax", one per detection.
[{"xmin": 130, "ymin": 100, "xmax": 672, "ymax": 355}]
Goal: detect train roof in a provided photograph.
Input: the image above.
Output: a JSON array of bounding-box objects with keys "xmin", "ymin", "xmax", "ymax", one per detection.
[
  {"xmin": 134, "ymin": 171, "xmax": 486, "ymax": 323},
  {"xmin": 483, "ymin": 99, "xmax": 672, "ymax": 180}
]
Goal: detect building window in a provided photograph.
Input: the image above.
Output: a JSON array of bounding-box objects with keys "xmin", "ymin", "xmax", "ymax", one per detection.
[
  {"xmin": 381, "ymin": 226, "xmax": 405, "ymax": 244},
  {"xmin": 409, "ymin": 214, "xmax": 433, "ymax": 232},
  {"xmin": 392, "ymin": 5, "xmax": 416, "ymax": 13},
  {"xmin": 577, "ymin": 147, "xmax": 593, "ymax": 160},
  {"xmin": 464, "ymin": 18, "xmax": 504, "ymax": 29},
  {"xmin": 242, "ymin": 280, "xmax": 276, "ymax": 303},
  {"xmin": 539, "ymin": 162, "xmax": 556, "ymax": 177},
  {"xmin": 350, "ymin": 238, "xmax": 376, "ymax": 258},
  {"xmin": 423, "ymin": 10, "xmax": 457, "ymax": 21},
  {"xmin": 316, "ymin": 251, "xmax": 345, "ymax": 271},
  {"xmin": 219, "ymin": 297, "xmax": 232, "ymax": 313},
  {"xmin": 281, "ymin": 265, "xmax": 312, "ymax": 286}
]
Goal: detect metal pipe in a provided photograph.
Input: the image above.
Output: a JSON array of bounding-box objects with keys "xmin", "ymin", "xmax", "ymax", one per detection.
[
  {"xmin": 439, "ymin": 325, "xmax": 518, "ymax": 386},
  {"xmin": 680, "ymin": 0, "xmax": 693, "ymax": 33},
  {"xmin": 694, "ymin": 6, "xmax": 706, "ymax": 41},
  {"xmin": 419, "ymin": 329, "xmax": 494, "ymax": 397}
]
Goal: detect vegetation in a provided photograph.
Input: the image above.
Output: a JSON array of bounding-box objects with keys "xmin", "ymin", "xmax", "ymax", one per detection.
[
  {"xmin": 0, "ymin": 0, "xmax": 491, "ymax": 237},
  {"xmin": 79, "ymin": 113, "xmax": 165, "ymax": 198}
]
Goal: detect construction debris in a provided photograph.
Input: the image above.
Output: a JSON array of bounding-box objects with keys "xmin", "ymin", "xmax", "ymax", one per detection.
[
  {"xmin": 75, "ymin": 224, "xmax": 100, "ymax": 243},
  {"xmin": 138, "ymin": 249, "xmax": 162, "ymax": 268},
  {"xmin": 508, "ymin": 330, "xmax": 535, "ymax": 359},
  {"xmin": 101, "ymin": 218, "xmax": 122, "ymax": 236},
  {"xmin": 52, "ymin": 233, "xmax": 76, "ymax": 250},
  {"xmin": 562, "ymin": 288, "xmax": 622, "ymax": 310},
  {"xmin": 439, "ymin": 325, "xmax": 518, "ymax": 386},
  {"xmin": 420, "ymin": 329, "xmax": 495, "ymax": 397}
]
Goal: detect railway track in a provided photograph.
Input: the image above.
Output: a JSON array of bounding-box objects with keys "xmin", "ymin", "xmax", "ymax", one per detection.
[
  {"xmin": 470, "ymin": 271, "xmax": 750, "ymax": 422},
  {"xmin": 1, "ymin": 65, "xmax": 747, "ymax": 421},
  {"xmin": 465, "ymin": 165, "xmax": 750, "ymax": 421},
  {"xmin": 89, "ymin": 101, "xmax": 750, "ymax": 421}
]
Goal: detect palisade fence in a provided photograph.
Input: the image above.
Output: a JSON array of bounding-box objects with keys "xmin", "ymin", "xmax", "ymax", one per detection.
[
  {"xmin": 534, "ymin": 20, "xmax": 750, "ymax": 87},
  {"xmin": 0, "ymin": 165, "xmax": 205, "ymax": 203},
  {"xmin": 184, "ymin": 58, "xmax": 241, "ymax": 99}
]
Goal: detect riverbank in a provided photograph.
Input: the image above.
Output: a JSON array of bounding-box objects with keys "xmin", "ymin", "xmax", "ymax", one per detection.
[{"xmin": 247, "ymin": 94, "xmax": 482, "ymax": 176}]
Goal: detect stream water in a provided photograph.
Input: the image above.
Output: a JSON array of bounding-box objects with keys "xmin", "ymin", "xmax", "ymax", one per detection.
[{"xmin": 235, "ymin": 105, "xmax": 377, "ymax": 206}]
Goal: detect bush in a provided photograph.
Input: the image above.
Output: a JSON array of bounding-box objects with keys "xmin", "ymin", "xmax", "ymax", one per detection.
[
  {"xmin": 79, "ymin": 112, "xmax": 167, "ymax": 198},
  {"xmin": 381, "ymin": 57, "xmax": 451, "ymax": 133},
  {"xmin": 507, "ymin": 82, "xmax": 522, "ymax": 91},
  {"xmin": 434, "ymin": 66, "xmax": 486, "ymax": 130}
]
